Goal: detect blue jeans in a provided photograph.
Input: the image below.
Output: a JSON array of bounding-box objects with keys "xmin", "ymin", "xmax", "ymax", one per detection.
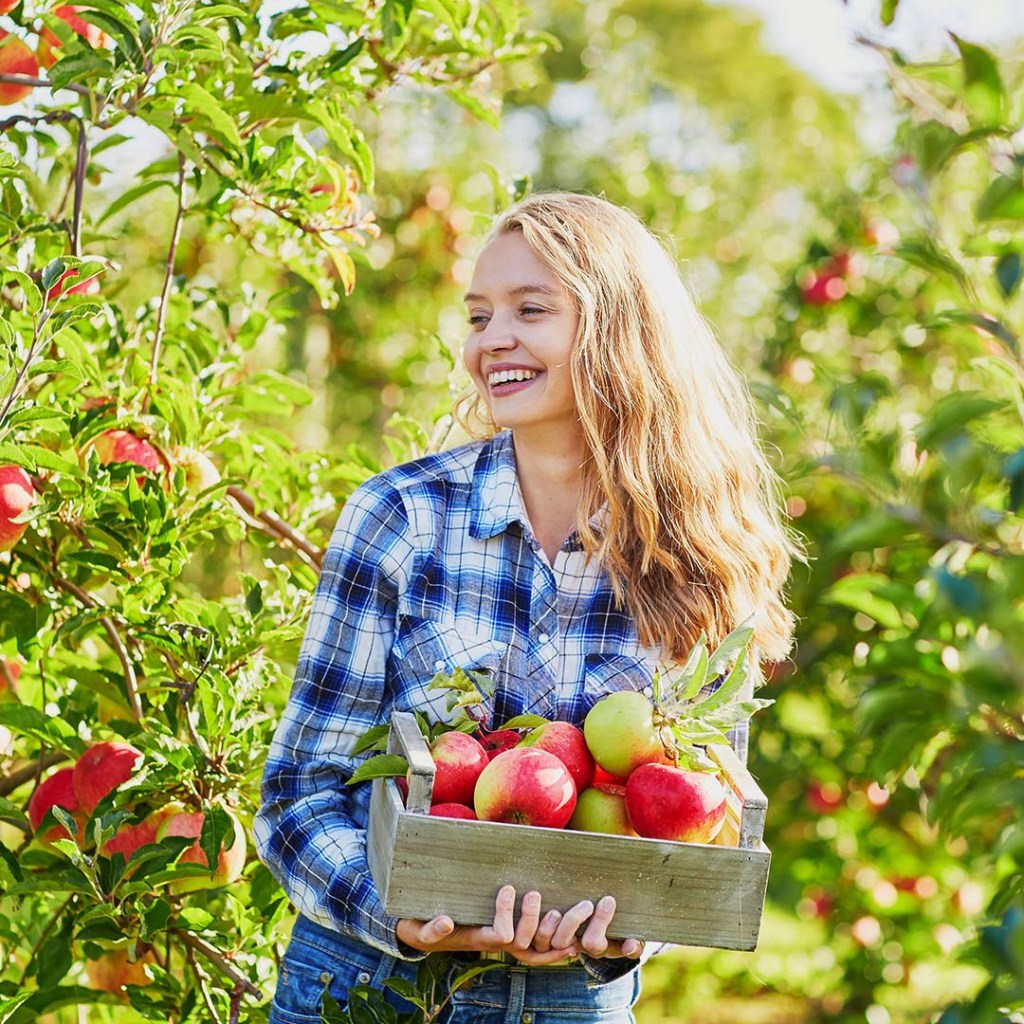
[{"xmin": 269, "ymin": 915, "xmax": 641, "ymax": 1024}]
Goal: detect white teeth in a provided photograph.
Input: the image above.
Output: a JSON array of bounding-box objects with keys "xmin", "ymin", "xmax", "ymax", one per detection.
[{"xmin": 488, "ymin": 368, "xmax": 539, "ymax": 386}]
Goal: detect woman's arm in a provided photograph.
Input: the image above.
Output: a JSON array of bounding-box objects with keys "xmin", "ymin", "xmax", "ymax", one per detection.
[{"xmin": 253, "ymin": 479, "xmax": 418, "ymax": 957}]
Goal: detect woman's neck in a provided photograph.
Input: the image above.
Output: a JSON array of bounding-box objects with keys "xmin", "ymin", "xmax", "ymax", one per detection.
[{"xmin": 511, "ymin": 429, "xmax": 585, "ymax": 565}]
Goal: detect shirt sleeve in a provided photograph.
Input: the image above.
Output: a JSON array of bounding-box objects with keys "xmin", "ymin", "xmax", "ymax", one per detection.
[{"xmin": 253, "ymin": 478, "xmax": 424, "ymax": 959}]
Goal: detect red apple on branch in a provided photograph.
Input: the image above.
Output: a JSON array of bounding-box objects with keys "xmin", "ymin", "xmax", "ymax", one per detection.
[
  {"xmin": 85, "ymin": 947, "xmax": 154, "ymax": 995},
  {"xmin": 101, "ymin": 806, "xmax": 175, "ymax": 862},
  {"xmin": 72, "ymin": 740, "xmax": 143, "ymax": 814},
  {"xmin": 625, "ymin": 763, "xmax": 727, "ymax": 843},
  {"xmin": 28, "ymin": 767, "xmax": 86, "ymax": 847},
  {"xmin": 473, "ymin": 747, "xmax": 576, "ymax": 828},
  {"xmin": 37, "ymin": 5, "xmax": 111, "ymax": 68},
  {"xmin": 45, "ymin": 266, "xmax": 102, "ymax": 302},
  {"xmin": 0, "ymin": 465, "xmax": 36, "ymax": 552},
  {"xmin": 0, "ymin": 0, "xmax": 22, "ymax": 15},
  {"xmin": 0, "ymin": 30, "xmax": 38, "ymax": 105},
  {"xmin": 172, "ymin": 445, "xmax": 221, "ymax": 495},
  {"xmin": 155, "ymin": 804, "xmax": 247, "ymax": 892}
]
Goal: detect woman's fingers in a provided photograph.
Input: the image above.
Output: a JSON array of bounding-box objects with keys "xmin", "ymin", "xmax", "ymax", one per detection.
[
  {"xmin": 578, "ymin": 895, "xmax": 617, "ymax": 957},
  {"xmin": 550, "ymin": 899, "xmax": 595, "ymax": 949},
  {"xmin": 621, "ymin": 938, "xmax": 644, "ymax": 959},
  {"xmin": 531, "ymin": 908, "xmax": 563, "ymax": 953},
  {"xmin": 511, "ymin": 890, "xmax": 543, "ymax": 951},
  {"xmin": 488, "ymin": 884, "xmax": 517, "ymax": 946}
]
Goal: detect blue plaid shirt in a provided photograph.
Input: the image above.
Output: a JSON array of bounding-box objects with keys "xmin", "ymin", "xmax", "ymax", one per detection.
[{"xmin": 254, "ymin": 430, "xmax": 749, "ymax": 983}]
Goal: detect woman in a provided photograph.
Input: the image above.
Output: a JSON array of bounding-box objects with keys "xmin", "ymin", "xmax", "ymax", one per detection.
[{"xmin": 255, "ymin": 191, "xmax": 796, "ymax": 1023}]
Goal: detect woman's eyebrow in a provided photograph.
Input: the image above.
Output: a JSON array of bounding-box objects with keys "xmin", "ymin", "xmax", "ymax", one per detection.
[{"xmin": 463, "ymin": 284, "xmax": 558, "ymax": 302}]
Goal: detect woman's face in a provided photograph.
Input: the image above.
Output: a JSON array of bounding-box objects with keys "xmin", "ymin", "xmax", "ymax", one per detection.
[{"xmin": 463, "ymin": 232, "xmax": 580, "ymax": 438}]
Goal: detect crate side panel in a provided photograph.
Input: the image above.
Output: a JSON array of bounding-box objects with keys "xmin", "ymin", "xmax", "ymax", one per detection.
[
  {"xmin": 382, "ymin": 816, "xmax": 770, "ymax": 949},
  {"xmin": 367, "ymin": 777, "xmax": 402, "ymax": 904}
]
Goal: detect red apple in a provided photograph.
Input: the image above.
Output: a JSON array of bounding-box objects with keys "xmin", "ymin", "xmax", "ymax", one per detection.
[
  {"xmin": 28, "ymin": 767, "xmax": 86, "ymax": 846},
  {"xmin": 155, "ymin": 804, "xmax": 247, "ymax": 892},
  {"xmin": 591, "ymin": 765, "xmax": 627, "ymax": 787},
  {"xmin": 37, "ymin": 6, "xmax": 111, "ymax": 68},
  {"xmin": 583, "ymin": 691, "xmax": 671, "ymax": 778},
  {"xmin": 800, "ymin": 270, "xmax": 846, "ymax": 306},
  {"xmin": 625, "ymin": 763, "xmax": 727, "ymax": 843},
  {"xmin": 0, "ymin": 658, "xmax": 21, "ymax": 698},
  {"xmin": 72, "ymin": 740, "xmax": 143, "ymax": 814},
  {"xmin": 518, "ymin": 721, "xmax": 594, "ymax": 794},
  {"xmin": 0, "ymin": 0, "xmax": 22, "ymax": 15},
  {"xmin": 45, "ymin": 266, "xmax": 101, "ymax": 302},
  {"xmin": 477, "ymin": 727, "xmax": 521, "ymax": 760},
  {"xmin": 85, "ymin": 947, "xmax": 153, "ymax": 995},
  {"xmin": 101, "ymin": 805, "xmax": 175, "ymax": 862},
  {"xmin": 426, "ymin": 730, "xmax": 489, "ymax": 806},
  {"xmin": 474, "ymin": 747, "xmax": 576, "ymax": 828},
  {"xmin": 806, "ymin": 780, "xmax": 844, "ymax": 815},
  {"xmin": 0, "ymin": 465, "xmax": 35, "ymax": 552},
  {"xmin": 0, "ymin": 30, "xmax": 38, "ymax": 105},
  {"xmin": 90, "ymin": 428, "xmax": 168, "ymax": 477},
  {"xmin": 429, "ymin": 802, "xmax": 477, "ymax": 820},
  {"xmin": 568, "ymin": 784, "xmax": 636, "ymax": 836}
]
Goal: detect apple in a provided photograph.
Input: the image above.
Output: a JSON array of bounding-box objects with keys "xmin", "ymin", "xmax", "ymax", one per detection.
[
  {"xmin": 806, "ymin": 780, "xmax": 844, "ymax": 815},
  {"xmin": 517, "ymin": 721, "xmax": 594, "ymax": 794},
  {"xmin": 476, "ymin": 727, "xmax": 520, "ymax": 760},
  {"xmin": 591, "ymin": 765, "xmax": 627, "ymax": 787},
  {"xmin": 0, "ymin": 658, "xmax": 21, "ymax": 698},
  {"xmin": 90, "ymin": 428, "xmax": 168, "ymax": 477},
  {"xmin": 473, "ymin": 747, "xmax": 576, "ymax": 828},
  {"xmin": 101, "ymin": 805, "xmax": 175, "ymax": 862},
  {"xmin": 28, "ymin": 767, "xmax": 86, "ymax": 847},
  {"xmin": 0, "ymin": 30, "xmax": 38, "ymax": 105},
  {"xmin": 625, "ymin": 763, "xmax": 727, "ymax": 844},
  {"xmin": 45, "ymin": 266, "xmax": 101, "ymax": 302},
  {"xmin": 155, "ymin": 804, "xmax": 247, "ymax": 892},
  {"xmin": 37, "ymin": 6, "xmax": 111, "ymax": 69},
  {"xmin": 568, "ymin": 784, "xmax": 636, "ymax": 836},
  {"xmin": 583, "ymin": 690, "xmax": 671, "ymax": 778},
  {"xmin": 429, "ymin": 802, "xmax": 477, "ymax": 820},
  {"xmin": 0, "ymin": 0, "xmax": 22, "ymax": 14},
  {"xmin": 72, "ymin": 740, "xmax": 143, "ymax": 814},
  {"xmin": 0, "ymin": 465, "xmax": 35, "ymax": 552},
  {"xmin": 85, "ymin": 947, "xmax": 154, "ymax": 995},
  {"xmin": 172, "ymin": 445, "xmax": 221, "ymax": 495},
  {"xmin": 426, "ymin": 730, "xmax": 489, "ymax": 806}
]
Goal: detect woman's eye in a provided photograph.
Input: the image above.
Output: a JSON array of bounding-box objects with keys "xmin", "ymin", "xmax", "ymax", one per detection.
[
  {"xmin": 520, "ymin": 306, "xmax": 545, "ymax": 317},
  {"xmin": 468, "ymin": 314, "xmax": 489, "ymax": 326}
]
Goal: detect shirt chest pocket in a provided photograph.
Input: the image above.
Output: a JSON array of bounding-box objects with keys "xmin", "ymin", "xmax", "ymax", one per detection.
[
  {"xmin": 389, "ymin": 617, "xmax": 509, "ymax": 724},
  {"xmin": 581, "ymin": 651, "xmax": 653, "ymax": 711}
]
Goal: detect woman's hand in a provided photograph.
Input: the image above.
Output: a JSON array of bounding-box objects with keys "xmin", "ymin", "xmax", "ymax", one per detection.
[
  {"xmin": 531, "ymin": 895, "xmax": 644, "ymax": 961},
  {"xmin": 396, "ymin": 885, "xmax": 580, "ymax": 966}
]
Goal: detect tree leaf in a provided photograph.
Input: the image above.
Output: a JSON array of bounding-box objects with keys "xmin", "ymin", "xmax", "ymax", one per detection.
[
  {"xmin": 995, "ymin": 252, "xmax": 1022, "ymax": 299},
  {"xmin": 951, "ymin": 35, "xmax": 1004, "ymax": 125},
  {"xmin": 346, "ymin": 753, "xmax": 409, "ymax": 786}
]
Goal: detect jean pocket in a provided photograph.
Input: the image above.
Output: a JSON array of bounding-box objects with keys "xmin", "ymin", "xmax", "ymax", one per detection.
[{"xmin": 269, "ymin": 940, "xmax": 378, "ymax": 1024}]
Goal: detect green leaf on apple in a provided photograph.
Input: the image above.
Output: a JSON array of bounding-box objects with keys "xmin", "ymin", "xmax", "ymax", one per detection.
[{"xmin": 346, "ymin": 753, "xmax": 409, "ymax": 786}]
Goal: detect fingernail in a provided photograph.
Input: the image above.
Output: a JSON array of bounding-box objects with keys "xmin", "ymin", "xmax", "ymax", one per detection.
[{"xmin": 599, "ymin": 896, "xmax": 616, "ymax": 913}]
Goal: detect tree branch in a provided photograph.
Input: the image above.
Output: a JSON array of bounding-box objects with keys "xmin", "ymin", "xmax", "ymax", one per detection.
[
  {"xmin": 225, "ymin": 486, "xmax": 324, "ymax": 569},
  {"xmin": 52, "ymin": 577, "xmax": 144, "ymax": 723},
  {"xmin": 0, "ymin": 751, "xmax": 67, "ymax": 798},
  {"xmin": 0, "ymin": 73, "xmax": 90, "ymax": 97},
  {"xmin": 148, "ymin": 152, "xmax": 188, "ymax": 394},
  {"xmin": 175, "ymin": 931, "xmax": 261, "ymax": 999}
]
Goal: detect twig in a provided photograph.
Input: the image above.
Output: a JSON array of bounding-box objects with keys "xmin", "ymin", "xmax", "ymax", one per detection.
[
  {"xmin": 0, "ymin": 751, "xmax": 67, "ymax": 798},
  {"xmin": 186, "ymin": 942, "xmax": 226, "ymax": 1024},
  {"xmin": 175, "ymin": 931, "xmax": 261, "ymax": 998},
  {"xmin": 147, "ymin": 152, "xmax": 188, "ymax": 395},
  {"xmin": 17, "ymin": 894, "xmax": 75, "ymax": 986},
  {"xmin": 0, "ymin": 72, "xmax": 90, "ymax": 97},
  {"xmin": 70, "ymin": 117, "xmax": 88, "ymax": 257},
  {"xmin": 52, "ymin": 577, "xmax": 144, "ymax": 723},
  {"xmin": 226, "ymin": 486, "xmax": 324, "ymax": 569}
]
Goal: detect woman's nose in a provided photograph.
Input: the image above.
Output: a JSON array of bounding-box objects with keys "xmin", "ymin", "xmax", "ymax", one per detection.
[{"xmin": 477, "ymin": 315, "xmax": 516, "ymax": 350}]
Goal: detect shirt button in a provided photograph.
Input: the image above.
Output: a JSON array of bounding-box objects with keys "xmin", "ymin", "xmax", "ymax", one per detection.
[
  {"xmin": 434, "ymin": 659, "xmax": 445, "ymax": 671},
  {"xmin": 538, "ymin": 633, "xmax": 549, "ymax": 644},
  {"xmin": 357, "ymin": 971, "xmax": 371, "ymax": 984}
]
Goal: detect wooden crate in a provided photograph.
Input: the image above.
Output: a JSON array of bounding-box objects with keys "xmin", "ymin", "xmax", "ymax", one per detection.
[{"xmin": 367, "ymin": 712, "xmax": 771, "ymax": 950}]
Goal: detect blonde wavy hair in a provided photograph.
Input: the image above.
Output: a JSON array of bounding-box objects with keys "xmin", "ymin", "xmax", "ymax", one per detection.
[{"xmin": 457, "ymin": 191, "xmax": 797, "ymax": 663}]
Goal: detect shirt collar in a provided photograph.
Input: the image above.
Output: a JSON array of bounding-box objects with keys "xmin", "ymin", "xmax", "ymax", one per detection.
[
  {"xmin": 469, "ymin": 431, "xmax": 606, "ymax": 551},
  {"xmin": 469, "ymin": 431, "xmax": 525, "ymax": 541}
]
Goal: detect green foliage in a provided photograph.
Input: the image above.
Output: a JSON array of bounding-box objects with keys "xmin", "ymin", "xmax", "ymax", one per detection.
[{"xmin": 0, "ymin": 1, "xmax": 539, "ymax": 1020}]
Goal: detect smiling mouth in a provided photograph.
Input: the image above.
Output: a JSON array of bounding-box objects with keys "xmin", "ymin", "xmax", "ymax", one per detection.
[{"xmin": 487, "ymin": 368, "xmax": 540, "ymax": 387}]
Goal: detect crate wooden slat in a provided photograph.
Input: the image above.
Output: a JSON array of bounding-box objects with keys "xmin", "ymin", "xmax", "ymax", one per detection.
[{"xmin": 367, "ymin": 712, "xmax": 771, "ymax": 950}]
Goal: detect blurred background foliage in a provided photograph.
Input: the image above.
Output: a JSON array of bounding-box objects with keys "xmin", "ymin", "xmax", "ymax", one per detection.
[{"xmin": 2, "ymin": 0, "xmax": 1023, "ymax": 1020}]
